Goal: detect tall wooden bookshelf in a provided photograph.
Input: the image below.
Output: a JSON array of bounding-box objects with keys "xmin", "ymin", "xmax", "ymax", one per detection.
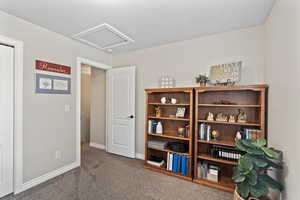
[
  {"xmin": 144, "ymin": 88, "xmax": 194, "ymax": 181},
  {"xmin": 193, "ymin": 85, "xmax": 268, "ymax": 192}
]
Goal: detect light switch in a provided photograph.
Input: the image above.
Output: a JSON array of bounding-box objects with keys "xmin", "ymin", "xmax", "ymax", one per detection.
[{"xmin": 64, "ymin": 104, "xmax": 71, "ymax": 112}]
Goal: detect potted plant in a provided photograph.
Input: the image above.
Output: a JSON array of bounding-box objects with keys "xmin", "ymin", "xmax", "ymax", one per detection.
[
  {"xmin": 195, "ymin": 74, "xmax": 209, "ymax": 86},
  {"xmin": 233, "ymin": 139, "xmax": 283, "ymax": 200}
]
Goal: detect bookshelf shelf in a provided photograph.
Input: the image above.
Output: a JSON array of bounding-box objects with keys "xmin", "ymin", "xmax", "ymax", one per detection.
[
  {"xmin": 144, "ymin": 164, "xmax": 193, "ymax": 181},
  {"xmin": 194, "ymin": 85, "xmax": 268, "ymax": 193},
  {"xmin": 194, "ymin": 177, "xmax": 235, "ymax": 193},
  {"xmin": 149, "ymin": 116, "xmax": 190, "ymax": 121},
  {"xmin": 198, "ymin": 104, "xmax": 260, "ymax": 108},
  {"xmin": 197, "ymin": 154, "xmax": 238, "ymax": 166},
  {"xmin": 148, "ymin": 133, "xmax": 191, "ymax": 141},
  {"xmin": 198, "ymin": 139, "xmax": 235, "ymax": 147},
  {"xmin": 145, "ymin": 88, "xmax": 194, "ymax": 180},
  {"xmin": 149, "ymin": 103, "xmax": 190, "ymax": 106},
  {"xmin": 148, "ymin": 146, "xmax": 190, "ymax": 156},
  {"xmin": 198, "ymin": 120, "xmax": 260, "ymax": 126}
]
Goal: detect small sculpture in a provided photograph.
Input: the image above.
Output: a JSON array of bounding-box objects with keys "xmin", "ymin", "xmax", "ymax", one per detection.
[
  {"xmin": 161, "ymin": 97, "xmax": 167, "ymax": 104},
  {"xmin": 155, "ymin": 106, "xmax": 161, "ymax": 117},
  {"xmin": 177, "ymin": 127, "xmax": 185, "ymax": 137},
  {"xmin": 228, "ymin": 114, "xmax": 236, "ymax": 123},
  {"xmin": 216, "ymin": 112, "xmax": 228, "ymax": 122},
  {"xmin": 212, "ymin": 130, "xmax": 220, "ymax": 140},
  {"xmin": 171, "ymin": 98, "xmax": 177, "ymax": 104},
  {"xmin": 235, "ymin": 131, "xmax": 242, "ymax": 141},
  {"xmin": 237, "ymin": 109, "xmax": 247, "ymax": 123},
  {"xmin": 207, "ymin": 112, "xmax": 214, "ymax": 121}
]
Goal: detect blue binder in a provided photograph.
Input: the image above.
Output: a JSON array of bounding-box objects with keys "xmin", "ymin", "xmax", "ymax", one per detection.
[
  {"xmin": 177, "ymin": 155, "xmax": 182, "ymax": 173},
  {"xmin": 181, "ymin": 156, "xmax": 186, "ymax": 175},
  {"xmin": 172, "ymin": 154, "xmax": 178, "ymax": 172},
  {"xmin": 185, "ymin": 157, "xmax": 189, "ymax": 176}
]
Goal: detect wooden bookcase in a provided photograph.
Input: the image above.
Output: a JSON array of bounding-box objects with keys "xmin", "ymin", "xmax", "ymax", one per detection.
[
  {"xmin": 144, "ymin": 88, "xmax": 194, "ymax": 181},
  {"xmin": 193, "ymin": 85, "xmax": 268, "ymax": 192}
]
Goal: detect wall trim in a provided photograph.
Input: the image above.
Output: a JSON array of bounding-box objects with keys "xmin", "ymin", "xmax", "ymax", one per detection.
[
  {"xmin": 18, "ymin": 162, "xmax": 79, "ymax": 194},
  {"xmin": 135, "ymin": 153, "xmax": 145, "ymax": 160},
  {"xmin": 89, "ymin": 143, "xmax": 106, "ymax": 150},
  {"xmin": 0, "ymin": 35, "xmax": 24, "ymax": 195}
]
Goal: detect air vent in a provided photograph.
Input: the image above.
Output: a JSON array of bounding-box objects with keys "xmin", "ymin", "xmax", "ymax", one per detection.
[{"xmin": 72, "ymin": 23, "xmax": 134, "ymax": 51}]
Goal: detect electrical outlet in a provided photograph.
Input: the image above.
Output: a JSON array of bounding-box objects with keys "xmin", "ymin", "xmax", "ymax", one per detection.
[{"xmin": 55, "ymin": 150, "xmax": 61, "ymax": 160}]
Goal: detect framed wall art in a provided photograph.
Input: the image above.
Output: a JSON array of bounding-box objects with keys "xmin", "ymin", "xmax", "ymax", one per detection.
[{"xmin": 36, "ymin": 73, "xmax": 71, "ymax": 94}]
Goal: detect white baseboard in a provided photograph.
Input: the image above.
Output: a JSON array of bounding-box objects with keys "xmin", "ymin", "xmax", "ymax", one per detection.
[
  {"xmin": 135, "ymin": 153, "xmax": 145, "ymax": 160},
  {"xmin": 17, "ymin": 161, "xmax": 79, "ymax": 194},
  {"xmin": 89, "ymin": 142, "xmax": 106, "ymax": 150}
]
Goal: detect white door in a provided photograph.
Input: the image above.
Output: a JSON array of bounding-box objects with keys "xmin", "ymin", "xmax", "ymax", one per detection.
[
  {"xmin": 0, "ymin": 45, "xmax": 14, "ymax": 197},
  {"xmin": 107, "ymin": 66, "xmax": 135, "ymax": 158}
]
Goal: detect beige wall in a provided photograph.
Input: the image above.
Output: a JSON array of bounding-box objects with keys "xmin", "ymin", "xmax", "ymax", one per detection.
[
  {"xmin": 0, "ymin": 11, "xmax": 111, "ymax": 182},
  {"xmin": 265, "ymin": 0, "xmax": 300, "ymax": 199},
  {"xmin": 90, "ymin": 68, "xmax": 106, "ymax": 146},
  {"xmin": 112, "ymin": 26, "xmax": 266, "ymax": 155}
]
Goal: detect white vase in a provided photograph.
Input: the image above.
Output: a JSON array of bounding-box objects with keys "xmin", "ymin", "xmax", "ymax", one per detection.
[{"xmin": 156, "ymin": 122, "xmax": 163, "ymax": 134}]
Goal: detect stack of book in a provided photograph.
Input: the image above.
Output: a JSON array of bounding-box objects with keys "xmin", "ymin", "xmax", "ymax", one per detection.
[
  {"xmin": 211, "ymin": 145, "xmax": 241, "ymax": 162},
  {"xmin": 148, "ymin": 140, "xmax": 167, "ymax": 150},
  {"xmin": 199, "ymin": 123, "xmax": 211, "ymax": 141},
  {"xmin": 241, "ymin": 128, "xmax": 262, "ymax": 140},
  {"xmin": 197, "ymin": 161, "xmax": 219, "ymax": 182},
  {"xmin": 166, "ymin": 153, "xmax": 189, "ymax": 176}
]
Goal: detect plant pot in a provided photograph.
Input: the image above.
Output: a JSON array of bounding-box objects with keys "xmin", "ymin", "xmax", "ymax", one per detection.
[
  {"xmin": 234, "ymin": 189, "xmax": 260, "ymax": 200},
  {"xmin": 199, "ymin": 82, "xmax": 207, "ymax": 86}
]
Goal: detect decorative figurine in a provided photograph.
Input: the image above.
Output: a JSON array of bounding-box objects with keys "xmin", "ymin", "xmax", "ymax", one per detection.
[
  {"xmin": 177, "ymin": 127, "xmax": 185, "ymax": 137},
  {"xmin": 216, "ymin": 112, "xmax": 228, "ymax": 122},
  {"xmin": 237, "ymin": 109, "xmax": 247, "ymax": 123},
  {"xmin": 228, "ymin": 114, "xmax": 236, "ymax": 123},
  {"xmin": 161, "ymin": 97, "xmax": 167, "ymax": 104},
  {"xmin": 171, "ymin": 98, "xmax": 177, "ymax": 104},
  {"xmin": 207, "ymin": 112, "xmax": 214, "ymax": 121},
  {"xmin": 235, "ymin": 131, "xmax": 242, "ymax": 141},
  {"xmin": 155, "ymin": 106, "xmax": 161, "ymax": 117},
  {"xmin": 212, "ymin": 130, "xmax": 220, "ymax": 140}
]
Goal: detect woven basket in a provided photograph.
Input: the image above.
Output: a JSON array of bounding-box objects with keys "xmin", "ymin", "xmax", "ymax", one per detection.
[{"xmin": 234, "ymin": 189, "xmax": 260, "ymax": 200}]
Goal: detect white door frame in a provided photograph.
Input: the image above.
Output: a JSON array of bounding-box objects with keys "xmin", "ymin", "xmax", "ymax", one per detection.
[
  {"xmin": 76, "ymin": 57, "xmax": 112, "ymax": 164},
  {"xmin": 0, "ymin": 35, "xmax": 24, "ymax": 194}
]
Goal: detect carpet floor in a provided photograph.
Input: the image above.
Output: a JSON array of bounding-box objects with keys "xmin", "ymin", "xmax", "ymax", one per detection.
[{"xmin": 2, "ymin": 145, "xmax": 233, "ymax": 200}]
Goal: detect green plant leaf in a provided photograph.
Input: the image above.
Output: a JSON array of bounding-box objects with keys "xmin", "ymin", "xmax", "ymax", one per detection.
[
  {"xmin": 261, "ymin": 146, "xmax": 280, "ymax": 159},
  {"xmin": 241, "ymin": 139, "xmax": 257, "ymax": 148},
  {"xmin": 263, "ymin": 157, "xmax": 283, "ymax": 169},
  {"xmin": 238, "ymin": 182, "xmax": 250, "ymax": 198},
  {"xmin": 250, "ymin": 182, "xmax": 268, "ymax": 198},
  {"xmin": 236, "ymin": 140, "xmax": 248, "ymax": 152},
  {"xmin": 260, "ymin": 174, "xmax": 284, "ymax": 191},
  {"xmin": 247, "ymin": 170, "xmax": 258, "ymax": 186},
  {"xmin": 233, "ymin": 170, "xmax": 246, "ymax": 183},
  {"xmin": 238, "ymin": 156, "xmax": 253, "ymax": 174},
  {"xmin": 252, "ymin": 138, "xmax": 267, "ymax": 148},
  {"xmin": 248, "ymin": 155, "xmax": 268, "ymax": 168},
  {"xmin": 246, "ymin": 147, "xmax": 264, "ymax": 156}
]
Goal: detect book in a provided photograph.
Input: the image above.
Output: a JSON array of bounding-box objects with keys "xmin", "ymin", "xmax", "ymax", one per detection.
[
  {"xmin": 185, "ymin": 156, "xmax": 189, "ymax": 176},
  {"xmin": 181, "ymin": 156, "xmax": 186, "ymax": 175},
  {"xmin": 166, "ymin": 152, "xmax": 170, "ymax": 170},
  {"xmin": 169, "ymin": 153, "xmax": 173, "ymax": 171},
  {"xmin": 177, "ymin": 155, "xmax": 182, "ymax": 173}
]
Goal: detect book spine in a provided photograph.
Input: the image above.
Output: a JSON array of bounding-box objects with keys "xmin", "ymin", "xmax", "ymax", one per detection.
[
  {"xmin": 207, "ymin": 125, "xmax": 211, "ymax": 141},
  {"xmin": 167, "ymin": 152, "xmax": 170, "ymax": 170}
]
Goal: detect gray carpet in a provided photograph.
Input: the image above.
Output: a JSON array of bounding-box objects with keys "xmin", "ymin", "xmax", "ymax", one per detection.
[{"xmin": 2, "ymin": 145, "xmax": 233, "ymax": 200}]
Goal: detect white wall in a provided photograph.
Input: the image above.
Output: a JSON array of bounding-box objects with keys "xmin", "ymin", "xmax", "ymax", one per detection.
[
  {"xmin": 0, "ymin": 11, "xmax": 111, "ymax": 183},
  {"xmin": 112, "ymin": 25, "xmax": 266, "ymax": 155},
  {"xmin": 90, "ymin": 67, "xmax": 106, "ymax": 146},
  {"xmin": 265, "ymin": 0, "xmax": 300, "ymax": 199}
]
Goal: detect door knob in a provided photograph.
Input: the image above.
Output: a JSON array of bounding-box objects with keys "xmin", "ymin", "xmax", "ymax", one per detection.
[{"xmin": 128, "ymin": 115, "xmax": 134, "ymax": 119}]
